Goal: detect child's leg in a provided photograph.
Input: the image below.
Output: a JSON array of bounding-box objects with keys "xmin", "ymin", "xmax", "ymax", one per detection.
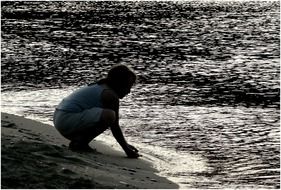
[{"xmin": 68, "ymin": 109, "xmax": 116, "ymax": 151}]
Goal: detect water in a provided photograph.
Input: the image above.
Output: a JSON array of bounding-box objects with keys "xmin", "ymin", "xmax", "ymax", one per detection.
[{"xmin": 1, "ymin": 1, "xmax": 280, "ymax": 189}]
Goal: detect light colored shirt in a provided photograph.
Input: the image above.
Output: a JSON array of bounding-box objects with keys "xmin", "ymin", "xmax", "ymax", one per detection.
[{"xmin": 56, "ymin": 84, "xmax": 105, "ymax": 112}]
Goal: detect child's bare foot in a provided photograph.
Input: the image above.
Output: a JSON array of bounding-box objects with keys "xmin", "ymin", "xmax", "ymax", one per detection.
[{"xmin": 69, "ymin": 141, "xmax": 96, "ymax": 153}]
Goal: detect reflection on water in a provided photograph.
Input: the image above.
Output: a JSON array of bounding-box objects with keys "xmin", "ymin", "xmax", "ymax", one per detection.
[
  {"xmin": 1, "ymin": 88, "xmax": 280, "ymax": 188},
  {"xmin": 122, "ymin": 102, "xmax": 280, "ymax": 188},
  {"xmin": 1, "ymin": 0, "xmax": 280, "ymax": 188},
  {"xmin": 1, "ymin": 1, "xmax": 280, "ymax": 108}
]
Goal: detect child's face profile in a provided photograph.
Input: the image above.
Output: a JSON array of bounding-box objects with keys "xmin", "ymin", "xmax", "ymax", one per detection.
[
  {"xmin": 118, "ymin": 83, "xmax": 133, "ymax": 99},
  {"xmin": 117, "ymin": 77, "xmax": 135, "ymax": 99},
  {"xmin": 118, "ymin": 87, "xmax": 131, "ymax": 99}
]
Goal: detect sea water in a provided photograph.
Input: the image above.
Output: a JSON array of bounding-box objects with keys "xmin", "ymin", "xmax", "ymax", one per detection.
[{"xmin": 1, "ymin": 1, "xmax": 280, "ymax": 188}]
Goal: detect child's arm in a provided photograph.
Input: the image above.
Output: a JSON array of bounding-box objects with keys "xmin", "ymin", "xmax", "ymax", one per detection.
[{"xmin": 101, "ymin": 89, "xmax": 139, "ymax": 158}]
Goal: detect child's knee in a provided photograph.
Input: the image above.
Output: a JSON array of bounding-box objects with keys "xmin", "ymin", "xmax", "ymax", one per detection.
[{"xmin": 101, "ymin": 109, "xmax": 116, "ymax": 126}]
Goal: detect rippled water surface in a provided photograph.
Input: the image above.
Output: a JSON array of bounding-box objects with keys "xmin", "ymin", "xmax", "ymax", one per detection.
[{"xmin": 1, "ymin": 1, "xmax": 280, "ymax": 189}]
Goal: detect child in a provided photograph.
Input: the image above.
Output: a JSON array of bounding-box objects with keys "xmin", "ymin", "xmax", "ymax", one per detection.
[{"xmin": 53, "ymin": 64, "xmax": 140, "ymax": 158}]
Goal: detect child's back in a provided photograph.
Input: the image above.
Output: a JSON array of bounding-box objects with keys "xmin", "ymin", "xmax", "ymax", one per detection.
[{"xmin": 56, "ymin": 84, "xmax": 106, "ymax": 112}]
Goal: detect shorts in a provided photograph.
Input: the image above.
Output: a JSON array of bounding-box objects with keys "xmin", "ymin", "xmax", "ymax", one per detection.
[{"xmin": 53, "ymin": 107, "xmax": 104, "ymax": 139}]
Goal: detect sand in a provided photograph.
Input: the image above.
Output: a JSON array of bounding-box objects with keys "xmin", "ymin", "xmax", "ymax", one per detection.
[{"xmin": 1, "ymin": 112, "xmax": 179, "ymax": 189}]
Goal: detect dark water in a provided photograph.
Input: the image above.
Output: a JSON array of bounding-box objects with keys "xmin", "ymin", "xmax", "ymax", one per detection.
[
  {"xmin": 1, "ymin": 0, "xmax": 280, "ymax": 108},
  {"xmin": 1, "ymin": 1, "xmax": 280, "ymax": 188}
]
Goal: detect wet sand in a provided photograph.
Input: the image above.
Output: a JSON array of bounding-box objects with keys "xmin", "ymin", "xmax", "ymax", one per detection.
[{"xmin": 1, "ymin": 112, "xmax": 179, "ymax": 189}]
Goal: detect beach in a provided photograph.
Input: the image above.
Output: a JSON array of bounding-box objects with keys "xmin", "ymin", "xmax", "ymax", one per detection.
[
  {"xmin": 1, "ymin": 112, "xmax": 179, "ymax": 189},
  {"xmin": 1, "ymin": 1, "xmax": 280, "ymax": 188}
]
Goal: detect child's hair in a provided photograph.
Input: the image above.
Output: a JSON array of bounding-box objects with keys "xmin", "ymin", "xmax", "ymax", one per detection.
[
  {"xmin": 107, "ymin": 64, "xmax": 136, "ymax": 86},
  {"xmin": 97, "ymin": 64, "xmax": 137, "ymax": 89}
]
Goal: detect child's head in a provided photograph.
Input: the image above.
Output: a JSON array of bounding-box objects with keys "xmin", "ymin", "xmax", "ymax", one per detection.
[{"xmin": 107, "ymin": 64, "xmax": 137, "ymax": 98}]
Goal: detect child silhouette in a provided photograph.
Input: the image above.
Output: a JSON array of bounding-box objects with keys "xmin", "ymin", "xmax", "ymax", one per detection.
[{"xmin": 53, "ymin": 64, "xmax": 139, "ymax": 158}]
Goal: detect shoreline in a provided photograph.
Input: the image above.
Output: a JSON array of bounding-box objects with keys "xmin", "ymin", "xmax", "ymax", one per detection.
[{"xmin": 1, "ymin": 112, "xmax": 179, "ymax": 189}]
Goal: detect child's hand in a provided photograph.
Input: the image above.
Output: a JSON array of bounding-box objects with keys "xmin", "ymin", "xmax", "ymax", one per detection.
[
  {"xmin": 126, "ymin": 149, "xmax": 140, "ymax": 158},
  {"xmin": 127, "ymin": 144, "xmax": 139, "ymax": 153},
  {"xmin": 125, "ymin": 144, "xmax": 140, "ymax": 158}
]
